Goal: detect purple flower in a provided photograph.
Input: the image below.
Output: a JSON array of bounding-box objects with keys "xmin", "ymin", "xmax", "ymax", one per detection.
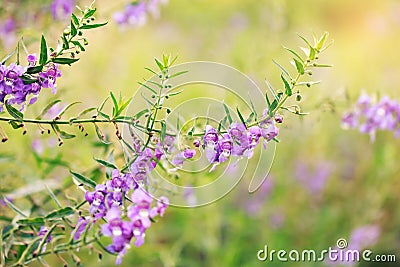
[
  {"xmin": 27, "ymin": 54, "xmax": 37, "ymax": 66},
  {"xmin": 171, "ymin": 148, "xmax": 196, "ymax": 167},
  {"xmin": 73, "ymin": 217, "xmax": 90, "ymax": 240},
  {"xmin": 51, "ymin": 0, "xmax": 75, "ymax": 20},
  {"xmin": 0, "ymin": 18, "xmax": 16, "ymax": 48},
  {"xmin": 218, "ymin": 134, "xmax": 233, "ymax": 163},
  {"xmin": 85, "ymin": 184, "xmax": 108, "ymax": 217},
  {"xmin": 295, "ymin": 160, "xmax": 332, "ymax": 196},
  {"xmin": 150, "ymin": 196, "xmax": 169, "ymax": 217},
  {"xmin": 102, "ymin": 207, "xmax": 133, "ymax": 265},
  {"xmin": 39, "ymin": 63, "xmax": 62, "ymax": 94},
  {"xmin": 342, "ymin": 94, "xmax": 400, "ymax": 141},
  {"xmin": 38, "ymin": 226, "xmax": 52, "ymax": 252},
  {"xmin": 113, "ymin": 2, "xmax": 147, "ymax": 27}
]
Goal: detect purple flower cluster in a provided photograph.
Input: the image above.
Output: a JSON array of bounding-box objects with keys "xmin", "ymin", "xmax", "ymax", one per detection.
[
  {"xmin": 342, "ymin": 93, "xmax": 400, "ymax": 141},
  {"xmin": 199, "ymin": 113, "xmax": 280, "ymax": 171},
  {"xmin": 51, "ymin": 0, "xmax": 75, "ymax": 20},
  {"xmin": 0, "ymin": 18, "xmax": 16, "ymax": 48},
  {"xmin": 0, "ymin": 55, "xmax": 61, "ymax": 112},
  {"xmin": 81, "ymin": 169, "xmax": 168, "ymax": 265},
  {"xmin": 113, "ymin": 0, "xmax": 168, "ymax": 28}
]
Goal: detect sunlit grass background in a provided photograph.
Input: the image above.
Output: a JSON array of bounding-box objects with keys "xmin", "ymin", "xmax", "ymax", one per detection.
[{"xmin": 1, "ymin": 0, "xmax": 400, "ymax": 266}]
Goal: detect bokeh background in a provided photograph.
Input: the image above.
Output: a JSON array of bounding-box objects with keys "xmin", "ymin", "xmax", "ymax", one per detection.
[{"xmin": 1, "ymin": 0, "xmax": 399, "ymax": 266}]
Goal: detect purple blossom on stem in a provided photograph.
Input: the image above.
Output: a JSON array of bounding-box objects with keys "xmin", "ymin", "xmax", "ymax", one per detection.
[{"xmin": 102, "ymin": 207, "xmax": 133, "ymax": 265}]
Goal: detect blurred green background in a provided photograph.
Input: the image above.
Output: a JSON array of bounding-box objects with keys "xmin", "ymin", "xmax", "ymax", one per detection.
[{"xmin": 1, "ymin": 0, "xmax": 400, "ymax": 266}]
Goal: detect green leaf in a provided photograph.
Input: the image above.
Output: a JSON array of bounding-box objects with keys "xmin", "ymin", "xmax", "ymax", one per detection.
[
  {"xmin": 83, "ymin": 8, "xmax": 96, "ymax": 19},
  {"xmin": 70, "ymin": 170, "xmax": 96, "ymax": 188},
  {"xmin": 283, "ymin": 46, "xmax": 303, "ymax": 62},
  {"xmin": 39, "ymin": 35, "xmax": 48, "ymax": 65},
  {"xmin": 26, "ymin": 65, "xmax": 43, "ymax": 74},
  {"xmin": 281, "ymin": 74, "xmax": 292, "ymax": 96},
  {"xmin": 223, "ymin": 103, "xmax": 233, "ymax": 124},
  {"xmin": 72, "ymin": 40, "xmax": 85, "ymax": 52},
  {"xmin": 80, "ymin": 22, "xmax": 108, "ymax": 29},
  {"xmin": 110, "ymin": 92, "xmax": 119, "ymax": 117},
  {"xmin": 154, "ymin": 58, "xmax": 164, "ymax": 71},
  {"xmin": 8, "ymin": 121, "xmax": 22, "ymax": 129},
  {"xmin": 316, "ymin": 32, "xmax": 328, "ymax": 51},
  {"xmin": 246, "ymin": 112, "xmax": 255, "ymax": 123},
  {"xmin": 265, "ymin": 79, "xmax": 279, "ymax": 101},
  {"xmin": 138, "ymin": 81, "xmax": 157, "ymax": 95},
  {"xmin": 272, "ymin": 59, "xmax": 291, "ymax": 79},
  {"xmin": 20, "ymin": 74, "xmax": 38, "ymax": 85},
  {"xmin": 167, "ymin": 89, "xmax": 184, "ymax": 97},
  {"xmin": 94, "ymin": 158, "xmax": 118, "ymax": 169},
  {"xmin": 51, "ymin": 57, "xmax": 79, "ymax": 65},
  {"xmin": 0, "ymin": 49, "xmax": 16, "ymax": 65},
  {"xmin": 309, "ymin": 47, "xmax": 316, "ymax": 60},
  {"xmin": 144, "ymin": 67, "xmax": 158, "ymax": 75},
  {"xmin": 118, "ymin": 97, "xmax": 132, "ymax": 115},
  {"xmin": 5, "ymin": 101, "xmax": 23, "ymax": 120},
  {"xmin": 168, "ymin": 70, "xmax": 188, "ymax": 79},
  {"xmin": 269, "ymin": 99, "xmax": 278, "ymax": 116},
  {"xmin": 311, "ymin": 63, "xmax": 333, "ymax": 68},
  {"xmin": 57, "ymin": 101, "xmax": 81, "ymax": 118},
  {"xmin": 71, "ymin": 20, "xmax": 78, "ymax": 36},
  {"xmin": 135, "ymin": 109, "xmax": 149, "ymax": 119},
  {"xmin": 94, "ymin": 123, "xmax": 111, "ymax": 144},
  {"xmin": 293, "ymin": 58, "xmax": 305, "ymax": 75},
  {"xmin": 16, "ymin": 217, "xmax": 44, "ymax": 226},
  {"xmin": 45, "ymin": 207, "xmax": 74, "ymax": 220},
  {"xmin": 218, "ymin": 116, "xmax": 227, "ymax": 132},
  {"xmin": 3, "ymin": 197, "xmax": 27, "ymax": 218},
  {"xmin": 36, "ymin": 99, "xmax": 61, "ymax": 119},
  {"xmin": 160, "ymin": 121, "xmax": 167, "ymax": 144},
  {"xmin": 46, "ymin": 185, "xmax": 61, "ymax": 208},
  {"xmin": 71, "ymin": 13, "xmax": 79, "ymax": 26},
  {"xmin": 76, "ymin": 107, "xmax": 96, "ymax": 118},
  {"xmin": 236, "ymin": 107, "xmax": 247, "ymax": 128}
]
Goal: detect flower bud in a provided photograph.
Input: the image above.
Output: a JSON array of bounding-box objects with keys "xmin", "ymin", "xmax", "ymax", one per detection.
[{"xmin": 296, "ymin": 94, "xmax": 302, "ymax": 101}]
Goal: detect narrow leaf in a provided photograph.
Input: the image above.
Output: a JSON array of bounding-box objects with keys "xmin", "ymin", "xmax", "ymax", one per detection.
[
  {"xmin": 71, "ymin": 20, "xmax": 77, "ymax": 36},
  {"xmin": 45, "ymin": 185, "xmax": 61, "ymax": 208},
  {"xmin": 5, "ymin": 101, "xmax": 23, "ymax": 120},
  {"xmin": 293, "ymin": 58, "xmax": 305, "ymax": 75},
  {"xmin": 110, "ymin": 92, "xmax": 118, "ymax": 117},
  {"xmin": 223, "ymin": 103, "xmax": 233, "ymax": 124},
  {"xmin": 154, "ymin": 58, "xmax": 164, "ymax": 71},
  {"xmin": 138, "ymin": 81, "xmax": 157, "ymax": 95},
  {"xmin": 281, "ymin": 74, "xmax": 292, "ymax": 96},
  {"xmin": 80, "ymin": 22, "xmax": 108, "ymax": 29},
  {"xmin": 168, "ymin": 70, "xmax": 188, "ymax": 79},
  {"xmin": 45, "ymin": 207, "xmax": 74, "ymax": 220},
  {"xmin": 26, "ymin": 65, "xmax": 43, "ymax": 74},
  {"xmin": 236, "ymin": 107, "xmax": 247, "ymax": 128},
  {"xmin": 3, "ymin": 198, "xmax": 27, "ymax": 218},
  {"xmin": 70, "ymin": 170, "xmax": 96, "ymax": 188},
  {"xmin": 283, "ymin": 46, "xmax": 303, "ymax": 62},
  {"xmin": 36, "ymin": 99, "xmax": 61, "ymax": 119},
  {"xmin": 272, "ymin": 59, "xmax": 291, "ymax": 79},
  {"xmin": 94, "ymin": 158, "xmax": 118, "ymax": 169},
  {"xmin": 71, "ymin": 13, "xmax": 79, "ymax": 25},
  {"xmin": 39, "ymin": 35, "xmax": 48, "ymax": 65},
  {"xmin": 52, "ymin": 58, "xmax": 79, "ymax": 65},
  {"xmin": 83, "ymin": 8, "xmax": 96, "ymax": 19},
  {"xmin": 16, "ymin": 217, "xmax": 44, "ymax": 226},
  {"xmin": 57, "ymin": 101, "xmax": 81, "ymax": 117},
  {"xmin": 160, "ymin": 121, "xmax": 167, "ymax": 144}
]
